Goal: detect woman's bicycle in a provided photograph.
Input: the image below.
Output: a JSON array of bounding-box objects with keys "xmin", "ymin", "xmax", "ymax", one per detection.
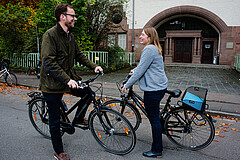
[
  {"xmin": 0, "ymin": 66, "xmax": 17, "ymax": 86},
  {"xmin": 102, "ymin": 74, "xmax": 215, "ymax": 151},
  {"xmin": 27, "ymin": 72, "xmax": 136, "ymax": 155}
]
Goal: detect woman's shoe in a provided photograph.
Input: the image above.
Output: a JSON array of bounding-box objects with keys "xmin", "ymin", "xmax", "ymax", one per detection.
[{"xmin": 143, "ymin": 150, "xmax": 162, "ymax": 158}]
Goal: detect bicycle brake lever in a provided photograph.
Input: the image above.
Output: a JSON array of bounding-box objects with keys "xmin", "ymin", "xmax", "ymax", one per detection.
[{"xmin": 77, "ymin": 81, "xmax": 87, "ymax": 89}]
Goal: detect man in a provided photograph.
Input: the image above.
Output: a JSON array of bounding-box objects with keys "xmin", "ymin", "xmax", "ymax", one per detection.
[{"xmin": 39, "ymin": 3, "xmax": 103, "ymax": 160}]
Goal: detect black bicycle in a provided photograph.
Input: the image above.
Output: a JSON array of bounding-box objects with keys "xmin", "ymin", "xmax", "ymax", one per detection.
[
  {"xmin": 27, "ymin": 72, "xmax": 136, "ymax": 155},
  {"xmin": 102, "ymin": 74, "xmax": 215, "ymax": 151}
]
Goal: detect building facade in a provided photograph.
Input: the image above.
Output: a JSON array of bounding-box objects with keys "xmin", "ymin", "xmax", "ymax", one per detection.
[{"xmin": 110, "ymin": 0, "xmax": 240, "ymax": 65}]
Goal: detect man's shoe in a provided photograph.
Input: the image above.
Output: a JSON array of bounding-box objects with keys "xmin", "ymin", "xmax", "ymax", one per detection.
[
  {"xmin": 143, "ymin": 150, "xmax": 162, "ymax": 158},
  {"xmin": 75, "ymin": 118, "xmax": 88, "ymax": 127},
  {"xmin": 54, "ymin": 152, "xmax": 70, "ymax": 160}
]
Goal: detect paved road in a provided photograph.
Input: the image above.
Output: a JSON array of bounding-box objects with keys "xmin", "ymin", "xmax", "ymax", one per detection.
[{"xmin": 0, "ymin": 85, "xmax": 240, "ymax": 160}]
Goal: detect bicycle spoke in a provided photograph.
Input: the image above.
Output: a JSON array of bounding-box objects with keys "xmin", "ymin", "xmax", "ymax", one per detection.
[
  {"xmin": 29, "ymin": 98, "xmax": 51, "ymax": 139},
  {"xmin": 165, "ymin": 108, "xmax": 215, "ymax": 150},
  {"xmin": 103, "ymin": 100, "xmax": 141, "ymax": 131},
  {"xmin": 90, "ymin": 109, "xmax": 136, "ymax": 155}
]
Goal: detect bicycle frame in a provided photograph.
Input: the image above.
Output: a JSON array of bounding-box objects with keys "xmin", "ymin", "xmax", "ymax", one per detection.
[
  {"xmin": 0, "ymin": 68, "xmax": 9, "ymax": 78},
  {"xmin": 60, "ymin": 88, "xmax": 96, "ymax": 127},
  {"xmin": 59, "ymin": 73, "xmax": 106, "ymax": 130},
  {"xmin": 122, "ymin": 85, "xmax": 176, "ymax": 118}
]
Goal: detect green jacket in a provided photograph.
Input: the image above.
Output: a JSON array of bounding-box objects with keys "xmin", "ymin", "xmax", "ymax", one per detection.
[{"xmin": 39, "ymin": 24, "xmax": 97, "ymax": 93}]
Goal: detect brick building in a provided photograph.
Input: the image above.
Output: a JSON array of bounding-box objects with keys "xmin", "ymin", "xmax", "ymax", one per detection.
[{"xmin": 108, "ymin": 0, "xmax": 240, "ymax": 65}]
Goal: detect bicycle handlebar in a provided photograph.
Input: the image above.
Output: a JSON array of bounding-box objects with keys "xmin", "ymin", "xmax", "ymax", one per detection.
[
  {"xmin": 122, "ymin": 73, "xmax": 132, "ymax": 85},
  {"xmin": 76, "ymin": 71, "xmax": 104, "ymax": 87}
]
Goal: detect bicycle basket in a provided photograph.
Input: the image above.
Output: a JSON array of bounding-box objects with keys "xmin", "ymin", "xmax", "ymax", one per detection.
[{"xmin": 182, "ymin": 86, "xmax": 208, "ymax": 111}]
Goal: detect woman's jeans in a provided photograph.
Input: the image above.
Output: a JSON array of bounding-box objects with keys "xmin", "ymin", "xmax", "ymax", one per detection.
[
  {"xmin": 144, "ymin": 89, "xmax": 166, "ymax": 153},
  {"xmin": 43, "ymin": 87, "xmax": 91, "ymax": 154}
]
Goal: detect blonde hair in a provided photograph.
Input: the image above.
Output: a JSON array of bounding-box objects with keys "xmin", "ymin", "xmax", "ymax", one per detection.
[{"xmin": 143, "ymin": 27, "xmax": 162, "ymax": 55}]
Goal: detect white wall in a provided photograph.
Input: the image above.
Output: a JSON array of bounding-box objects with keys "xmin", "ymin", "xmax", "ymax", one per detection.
[{"xmin": 124, "ymin": 0, "xmax": 239, "ymax": 29}]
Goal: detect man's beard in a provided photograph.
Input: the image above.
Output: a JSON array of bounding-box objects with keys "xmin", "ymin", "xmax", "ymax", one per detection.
[{"xmin": 65, "ymin": 20, "xmax": 74, "ymax": 30}]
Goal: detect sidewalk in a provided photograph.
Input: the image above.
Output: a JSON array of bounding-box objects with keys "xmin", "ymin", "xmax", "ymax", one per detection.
[{"xmin": 13, "ymin": 63, "xmax": 240, "ymax": 117}]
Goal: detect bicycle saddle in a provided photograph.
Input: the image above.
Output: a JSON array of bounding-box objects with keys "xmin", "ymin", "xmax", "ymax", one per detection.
[{"xmin": 166, "ymin": 89, "xmax": 182, "ymax": 98}]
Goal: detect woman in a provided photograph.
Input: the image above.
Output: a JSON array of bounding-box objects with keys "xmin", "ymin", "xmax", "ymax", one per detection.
[{"xmin": 122, "ymin": 27, "xmax": 168, "ymax": 158}]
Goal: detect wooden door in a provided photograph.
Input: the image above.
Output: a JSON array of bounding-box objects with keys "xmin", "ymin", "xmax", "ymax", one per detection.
[
  {"xmin": 174, "ymin": 38, "xmax": 192, "ymax": 63},
  {"xmin": 202, "ymin": 41, "xmax": 214, "ymax": 64}
]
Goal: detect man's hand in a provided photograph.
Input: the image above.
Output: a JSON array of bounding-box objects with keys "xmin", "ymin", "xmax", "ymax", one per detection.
[
  {"xmin": 67, "ymin": 79, "xmax": 78, "ymax": 89},
  {"xmin": 94, "ymin": 66, "xmax": 103, "ymax": 73}
]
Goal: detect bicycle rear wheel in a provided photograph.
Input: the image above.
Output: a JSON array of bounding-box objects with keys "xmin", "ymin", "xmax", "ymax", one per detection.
[
  {"xmin": 28, "ymin": 98, "xmax": 51, "ymax": 139},
  {"xmin": 5, "ymin": 72, "xmax": 17, "ymax": 86},
  {"xmin": 89, "ymin": 108, "xmax": 136, "ymax": 155},
  {"xmin": 164, "ymin": 107, "xmax": 215, "ymax": 150},
  {"xmin": 103, "ymin": 100, "xmax": 141, "ymax": 131}
]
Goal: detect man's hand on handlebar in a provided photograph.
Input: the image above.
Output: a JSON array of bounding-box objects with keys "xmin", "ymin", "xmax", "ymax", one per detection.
[
  {"xmin": 94, "ymin": 66, "xmax": 103, "ymax": 73},
  {"xmin": 67, "ymin": 79, "xmax": 79, "ymax": 89}
]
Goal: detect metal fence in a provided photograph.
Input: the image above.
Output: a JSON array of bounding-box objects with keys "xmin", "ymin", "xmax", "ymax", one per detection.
[
  {"xmin": 10, "ymin": 51, "xmax": 135, "ymax": 68},
  {"xmin": 11, "ymin": 53, "xmax": 39, "ymax": 68},
  {"xmin": 118, "ymin": 52, "xmax": 135, "ymax": 66},
  {"xmin": 234, "ymin": 54, "xmax": 240, "ymax": 71}
]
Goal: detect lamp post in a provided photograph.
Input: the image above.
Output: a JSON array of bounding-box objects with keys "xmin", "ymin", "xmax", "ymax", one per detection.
[{"xmin": 132, "ymin": 0, "xmax": 135, "ymax": 52}]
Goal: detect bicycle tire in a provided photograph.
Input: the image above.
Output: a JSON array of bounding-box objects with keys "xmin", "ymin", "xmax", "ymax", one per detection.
[
  {"xmin": 89, "ymin": 108, "xmax": 136, "ymax": 155},
  {"xmin": 28, "ymin": 98, "xmax": 51, "ymax": 139},
  {"xmin": 164, "ymin": 107, "xmax": 215, "ymax": 150},
  {"xmin": 103, "ymin": 99, "xmax": 141, "ymax": 131},
  {"xmin": 5, "ymin": 72, "xmax": 17, "ymax": 86}
]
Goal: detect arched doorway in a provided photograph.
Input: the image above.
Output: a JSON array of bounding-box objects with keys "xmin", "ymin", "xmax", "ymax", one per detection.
[
  {"xmin": 157, "ymin": 16, "xmax": 218, "ymax": 63},
  {"xmin": 144, "ymin": 6, "xmax": 229, "ymax": 64}
]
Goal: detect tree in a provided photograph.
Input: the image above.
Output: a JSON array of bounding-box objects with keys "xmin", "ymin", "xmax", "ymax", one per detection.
[
  {"xmin": 71, "ymin": 0, "xmax": 94, "ymax": 51},
  {"xmin": 83, "ymin": 0, "xmax": 127, "ymax": 50},
  {"xmin": 0, "ymin": 3, "xmax": 37, "ymax": 57},
  {"xmin": 36, "ymin": 0, "xmax": 57, "ymax": 43}
]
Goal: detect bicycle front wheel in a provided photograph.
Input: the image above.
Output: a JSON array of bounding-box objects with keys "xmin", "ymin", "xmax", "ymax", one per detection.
[
  {"xmin": 28, "ymin": 98, "xmax": 51, "ymax": 139},
  {"xmin": 5, "ymin": 72, "xmax": 17, "ymax": 86},
  {"xmin": 89, "ymin": 109, "xmax": 136, "ymax": 155},
  {"xmin": 103, "ymin": 100, "xmax": 141, "ymax": 131},
  {"xmin": 164, "ymin": 107, "xmax": 215, "ymax": 150}
]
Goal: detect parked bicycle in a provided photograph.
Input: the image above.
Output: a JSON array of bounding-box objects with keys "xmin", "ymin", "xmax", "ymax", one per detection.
[
  {"xmin": 0, "ymin": 66, "xmax": 17, "ymax": 86},
  {"xmin": 27, "ymin": 72, "xmax": 136, "ymax": 155},
  {"xmin": 0, "ymin": 58, "xmax": 10, "ymax": 70},
  {"xmin": 26, "ymin": 60, "xmax": 41, "ymax": 79},
  {"xmin": 102, "ymin": 74, "xmax": 215, "ymax": 151}
]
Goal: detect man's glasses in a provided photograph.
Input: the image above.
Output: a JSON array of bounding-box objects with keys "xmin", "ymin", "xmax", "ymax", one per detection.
[{"xmin": 63, "ymin": 13, "xmax": 77, "ymax": 19}]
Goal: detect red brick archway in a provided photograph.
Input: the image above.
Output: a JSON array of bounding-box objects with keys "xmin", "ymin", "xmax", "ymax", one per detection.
[
  {"xmin": 142, "ymin": 6, "xmax": 230, "ymax": 64},
  {"xmin": 144, "ymin": 5, "xmax": 229, "ymax": 33}
]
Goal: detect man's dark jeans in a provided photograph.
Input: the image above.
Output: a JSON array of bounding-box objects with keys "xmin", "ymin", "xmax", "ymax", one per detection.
[
  {"xmin": 144, "ymin": 89, "xmax": 166, "ymax": 153},
  {"xmin": 43, "ymin": 87, "xmax": 91, "ymax": 154}
]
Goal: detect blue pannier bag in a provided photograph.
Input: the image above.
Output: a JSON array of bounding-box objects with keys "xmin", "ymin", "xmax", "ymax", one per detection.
[{"xmin": 182, "ymin": 86, "xmax": 208, "ymax": 111}]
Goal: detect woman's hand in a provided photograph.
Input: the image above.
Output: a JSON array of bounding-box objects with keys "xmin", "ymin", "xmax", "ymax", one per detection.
[
  {"xmin": 121, "ymin": 84, "xmax": 128, "ymax": 93},
  {"xmin": 130, "ymin": 69, "xmax": 134, "ymax": 75}
]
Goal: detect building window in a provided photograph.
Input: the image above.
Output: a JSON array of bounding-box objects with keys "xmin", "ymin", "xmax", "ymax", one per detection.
[
  {"xmin": 108, "ymin": 34, "xmax": 115, "ymax": 47},
  {"xmin": 108, "ymin": 33, "xmax": 126, "ymax": 51},
  {"xmin": 118, "ymin": 34, "xmax": 126, "ymax": 50}
]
